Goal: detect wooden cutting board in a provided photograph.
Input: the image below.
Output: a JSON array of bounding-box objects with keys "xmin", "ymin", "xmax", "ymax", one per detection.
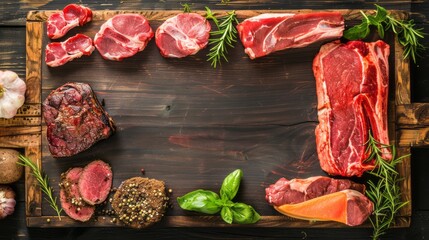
[{"xmin": 0, "ymin": 9, "xmax": 426, "ymax": 228}]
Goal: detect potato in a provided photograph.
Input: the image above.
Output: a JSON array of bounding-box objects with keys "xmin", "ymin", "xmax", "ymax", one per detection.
[{"xmin": 0, "ymin": 149, "xmax": 23, "ymax": 184}]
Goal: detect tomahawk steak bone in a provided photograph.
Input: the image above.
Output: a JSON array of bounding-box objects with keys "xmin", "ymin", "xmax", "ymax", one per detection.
[
  {"xmin": 155, "ymin": 13, "xmax": 211, "ymax": 58},
  {"xmin": 236, "ymin": 12, "xmax": 344, "ymax": 59},
  {"xmin": 94, "ymin": 14, "xmax": 154, "ymax": 61},
  {"xmin": 313, "ymin": 40, "xmax": 390, "ymax": 177}
]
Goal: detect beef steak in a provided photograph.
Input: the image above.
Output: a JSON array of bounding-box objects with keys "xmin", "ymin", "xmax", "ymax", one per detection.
[
  {"xmin": 155, "ymin": 13, "xmax": 211, "ymax": 58},
  {"xmin": 42, "ymin": 82, "xmax": 116, "ymax": 157},
  {"xmin": 94, "ymin": 14, "xmax": 154, "ymax": 61},
  {"xmin": 45, "ymin": 33, "xmax": 95, "ymax": 67},
  {"xmin": 46, "ymin": 4, "xmax": 92, "ymax": 39},
  {"xmin": 236, "ymin": 12, "xmax": 344, "ymax": 59},
  {"xmin": 313, "ymin": 40, "xmax": 390, "ymax": 177},
  {"xmin": 59, "ymin": 167, "xmax": 95, "ymax": 222},
  {"xmin": 265, "ymin": 176, "xmax": 365, "ymax": 206},
  {"xmin": 78, "ymin": 160, "xmax": 113, "ymax": 205}
]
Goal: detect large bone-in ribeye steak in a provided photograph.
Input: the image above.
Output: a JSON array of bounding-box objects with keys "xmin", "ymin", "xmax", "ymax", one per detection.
[
  {"xmin": 155, "ymin": 13, "xmax": 211, "ymax": 58},
  {"xmin": 313, "ymin": 40, "xmax": 390, "ymax": 177},
  {"xmin": 42, "ymin": 82, "xmax": 116, "ymax": 157},
  {"xmin": 236, "ymin": 12, "xmax": 344, "ymax": 59},
  {"xmin": 94, "ymin": 14, "xmax": 154, "ymax": 61}
]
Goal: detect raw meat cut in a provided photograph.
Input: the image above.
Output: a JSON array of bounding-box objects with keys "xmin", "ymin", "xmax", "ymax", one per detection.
[
  {"xmin": 60, "ymin": 189, "xmax": 95, "ymax": 222},
  {"xmin": 59, "ymin": 167, "xmax": 95, "ymax": 222},
  {"xmin": 265, "ymin": 176, "xmax": 365, "ymax": 206},
  {"xmin": 274, "ymin": 189, "xmax": 373, "ymax": 226},
  {"xmin": 45, "ymin": 34, "xmax": 95, "ymax": 67},
  {"xmin": 94, "ymin": 14, "xmax": 154, "ymax": 61},
  {"xmin": 155, "ymin": 13, "xmax": 211, "ymax": 58},
  {"xmin": 42, "ymin": 82, "xmax": 116, "ymax": 157},
  {"xmin": 47, "ymin": 4, "xmax": 92, "ymax": 39},
  {"xmin": 236, "ymin": 12, "xmax": 344, "ymax": 59},
  {"xmin": 78, "ymin": 160, "xmax": 112, "ymax": 205},
  {"xmin": 313, "ymin": 40, "xmax": 390, "ymax": 177}
]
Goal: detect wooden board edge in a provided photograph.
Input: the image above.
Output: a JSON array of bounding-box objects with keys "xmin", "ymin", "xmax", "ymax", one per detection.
[
  {"xmin": 397, "ymin": 147, "xmax": 412, "ymax": 217},
  {"xmin": 26, "ymin": 9, "xmax": 408, "ymax": 22},
  {"xmin": 25, "ymin": 215, "xmax": 411, "ymax": 228},
  {"xmin": 397, "ymin": 127, "xmax": 429, "ymax": 147},
  {"xmin": 397, "ymin": 103, "xmax": 429, "ymax": 126},
  {"xmin": 394, "ymin": 35, "xmax": 411, "ymax": 105},
  {"xmin": 26, "ymin": 21, "xmax": 42, "ymax": 104},
  {"xmin": 24, "ymin": 134, "xmax": 43, "ymax": 218}
]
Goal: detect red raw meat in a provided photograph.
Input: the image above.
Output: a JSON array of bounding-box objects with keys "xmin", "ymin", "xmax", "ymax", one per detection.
[
  {"xmin": 236, "ymin": 12, "xmax": 344, "ymax": 59},
  {"xmin": 78, "ymin": 160, "xmax": 113, "ymax": 205},
  {"xmin": 46, "ymin": 4, "xmax": 92, "ymax": 39},
  {"xmin": 155, "ymin": 13, "xmax": 211, "ymax": 58},
  {"xmin": 313, "ymin": 40, "xmax": 390, "ymax": 177},
  {"xmin": 45, "ymin": 33, "xmax": 95, "ymax": 67},
  {"xmin": 59, "ymin": 167, "xmax": 95, "ymax": 222},
  {"xmin": 94, "ymin": 14, "xmax": 154, "ymax": 61},
  {"xmin": 265, "ymin": 176, "xmax": 365, "ymax": 206}
]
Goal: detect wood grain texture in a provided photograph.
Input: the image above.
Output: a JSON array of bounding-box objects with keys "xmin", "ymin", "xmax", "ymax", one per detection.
[
  {"xmin": 397, "ymin": 103, "xmax": 429, "ymax": 126},
  {"xmin": 1, "ymin": 1, "xmax": 415, "ymax": 26},
  {"xmin": 26, "ymin": 21, "xmax": 42, "ymax": 104},
  {"xmin": 397, "ymin": 128, "xmax": 429, "ymax": 147}
]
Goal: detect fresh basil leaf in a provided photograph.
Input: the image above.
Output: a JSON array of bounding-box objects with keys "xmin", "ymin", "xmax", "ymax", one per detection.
[
  {"xmin": 377, "ymin": 24, "xmax": 385, "ymax": 39},
  {"xmin": 221, "ymin": 207, "xmax": 233, "ymax": 224},
  {"xmin": 230, "ymin": 202, "xmax": 261, "ymax": 224},
  {"xmin": 177, "ymin": 190, "xmax": 222, "ymax": 214},
  {"xmin": 367, "ymin": 15, "xmax": 379, "ymax": 26},
  {"xmin": 343, "ymin": 22, "xmax": 370, "ymax": 40},
  {"xmin": 374, "ymin": 4, "xmax": 388, "ymax": 22},
  {"xmin": 220, "ymin": 169, "xmax": 242, "ymax": 200}
]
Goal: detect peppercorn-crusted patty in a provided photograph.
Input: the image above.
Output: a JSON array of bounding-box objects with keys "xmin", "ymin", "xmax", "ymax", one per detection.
[{"xmin": 112, "ymin": 177, "xmax": 169, "ymax": 228}]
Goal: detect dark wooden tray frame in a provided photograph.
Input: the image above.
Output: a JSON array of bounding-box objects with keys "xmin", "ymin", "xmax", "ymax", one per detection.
[{"xmin": 0, "ymin": 9, "xmax": 425, "ymax": 227}]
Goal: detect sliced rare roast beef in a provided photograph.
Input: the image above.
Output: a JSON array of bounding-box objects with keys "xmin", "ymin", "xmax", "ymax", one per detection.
[
  {"xmin": 78, "ymin": 160, "xmax": 113, "ymax": 205},
  {"xmin": 265, "ymin": 176, "xmax": 366, "ymax": 206},
  {"xmin": 42, "ymin": 82, "xmax": 116, "ymax": 158},
  {"xmin": 59, "ymin": 167, "xmax": 95, "ymax": 222},
  {"xmin": 313, "ymin": 40, "xmax": 390, "ymax": 177}
]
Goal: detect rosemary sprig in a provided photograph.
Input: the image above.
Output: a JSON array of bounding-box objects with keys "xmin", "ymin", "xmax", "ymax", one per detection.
[
  {"xmin": 181, "ymin": 3, "xmax": 192, "ymax": 13},
  {"xmin": 18, "ymin": 155, "xmax": 62, "ymax": 220},
  {"xmin": 344, "ymin": 4, "xmax": 425, "ymax": 63},
  {"xmin": 364, "ymin": 133, "xmax": 409, "ymax": 240},
  {"xmin": 205, "ymin": 7, "xmax": 239, "ymax": 68}
]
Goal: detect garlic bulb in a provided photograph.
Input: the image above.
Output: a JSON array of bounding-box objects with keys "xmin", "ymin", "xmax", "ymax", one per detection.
[
  {"xmin": 0, "ymin": 70, "xmax": 26, "ymax": 119},
  {"xmin": 0, "ymin": 185, "xmax": 16, "ymax": 219}
]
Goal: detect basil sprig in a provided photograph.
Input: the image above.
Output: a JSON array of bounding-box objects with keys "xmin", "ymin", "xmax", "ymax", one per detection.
[{"xmin": 177, "ymin": 169, "xmax": 261, "ymax": 224}]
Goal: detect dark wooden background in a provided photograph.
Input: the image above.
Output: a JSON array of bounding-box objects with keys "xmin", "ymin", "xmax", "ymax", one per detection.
[{"xmin": 1, "ymin": 0, "xmax": 428, "ymax": 239}]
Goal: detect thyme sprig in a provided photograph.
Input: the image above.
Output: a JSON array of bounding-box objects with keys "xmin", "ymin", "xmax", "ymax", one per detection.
[
  {"xmin": 205, "ymin": 7, "xmax": 239, "ymax": 68},
  {"xmin": 18, "ymin": 155, "xmax": 62, "ymax": 220},
  {"xmin": 364, "ymin": 133, "xmax": 409, "ymax": 240},
  {"xmin": 344, "ymin": 4, "xmax": 425, "ymax": 63}
]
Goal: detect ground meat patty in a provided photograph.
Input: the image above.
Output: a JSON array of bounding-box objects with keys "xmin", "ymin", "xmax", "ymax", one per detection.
[
  {"xmin": 42, "ymin": 82, "xmax": 116, "ymax": 157},
  {"xmin": 112, "ymin": 177, "xmax": 169, "ymax": 228}
]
